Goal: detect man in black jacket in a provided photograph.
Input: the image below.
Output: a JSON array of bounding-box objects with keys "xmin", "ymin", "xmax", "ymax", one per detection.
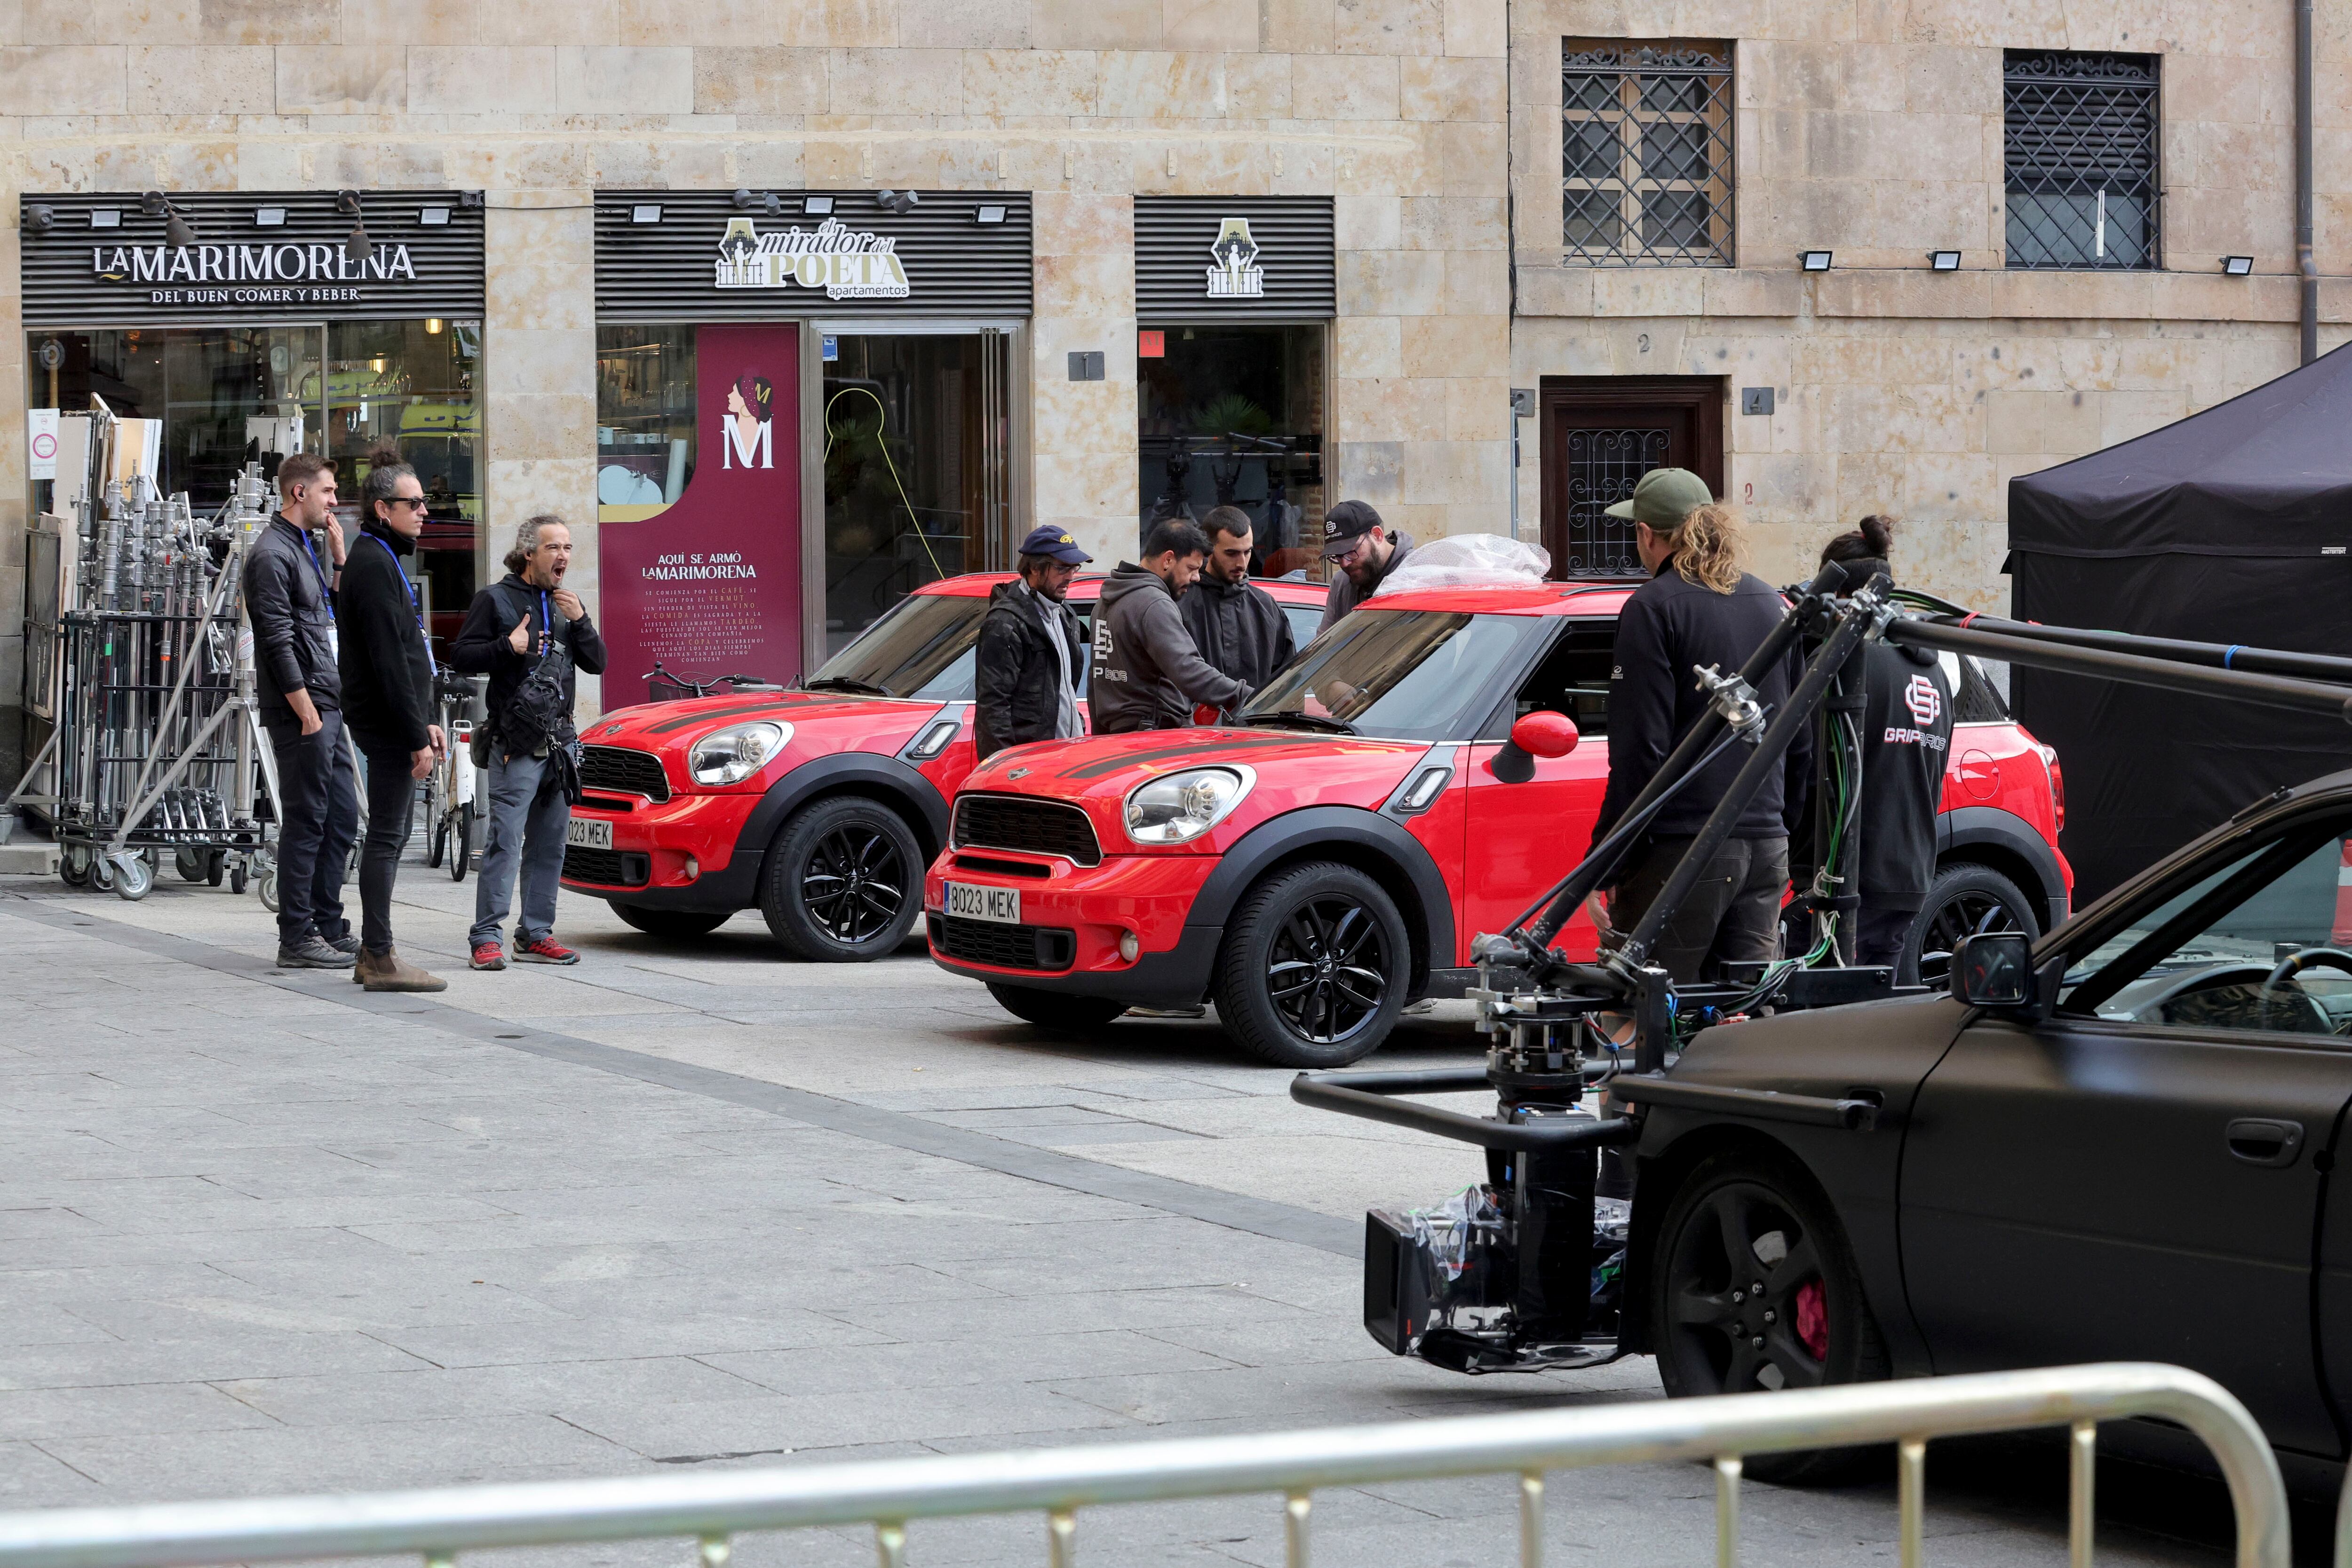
[
  {"xmin": 1181, "ymin": 507, "xmax": 1296, "ymax": 695},
  {"xmin": 338, "ymin": 462, "xmax": 448, "ymax": 992},
  {"xmin": 451, "ymin": 515, "xmax": 609, "ymax": 971},
  {"xmin": 1315, "ymin": 500, "xmax": 1414, "ymax": 634},
  {"xmin": 1090, "ymin": 519, "xmax": 1252, "ymax": 734},
  {"xmin": 242, "ymin": 451, "xmax": 359, "ymax": 969},
  {"xmin": 975, "ymin": 525, "xmax": 1091, "ymax": 759}
]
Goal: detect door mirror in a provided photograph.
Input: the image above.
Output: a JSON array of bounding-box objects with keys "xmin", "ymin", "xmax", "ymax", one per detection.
[
  {"xmin": 1510, "ymin": 710, "xmax": 1580, "ymax": 759},
  {"xmin": 1951, "ymin": 931, "xmax": 2032, "ymax": 1007}
]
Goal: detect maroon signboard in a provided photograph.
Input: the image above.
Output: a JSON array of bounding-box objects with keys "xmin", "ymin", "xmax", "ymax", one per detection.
[{"xmin": 597, "ymin": 323, "xmax": 802, "ymax": 705}]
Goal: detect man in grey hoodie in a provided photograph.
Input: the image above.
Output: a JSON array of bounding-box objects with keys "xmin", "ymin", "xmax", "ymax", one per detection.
[
  {"xmin": 1090, "ymin": 518, "xmax": 1254, "ymax": 734},
  {"xmin": 1315, "ymin": 499, "xmax": 1415, "ymax": 633}
]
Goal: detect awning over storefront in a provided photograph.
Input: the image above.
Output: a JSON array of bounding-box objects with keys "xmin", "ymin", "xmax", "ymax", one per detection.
[{"xmin": 2009, "ymin": 343, "xmax": 2352, "ymax": 899}]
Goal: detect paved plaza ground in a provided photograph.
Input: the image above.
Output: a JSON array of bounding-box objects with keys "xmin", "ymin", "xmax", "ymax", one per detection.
[{"xmin": 0, "ymin": 853, "xmax": 2277, "ymax": 1564}]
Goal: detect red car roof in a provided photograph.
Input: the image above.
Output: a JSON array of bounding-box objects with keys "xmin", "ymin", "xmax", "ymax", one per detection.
[{"xmin": 912, "ymin": 571, "xmax": 1630, "ymax": 610}]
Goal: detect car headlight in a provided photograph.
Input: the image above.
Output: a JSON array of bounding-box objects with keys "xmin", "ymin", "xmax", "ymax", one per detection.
[
  {"xmin": 688, "ymin": 721, "xmax": 789, "ymax": 786},
  {"xmin": 1124, "ymin": 766, "xmax": 1253, "ymax": 845}
]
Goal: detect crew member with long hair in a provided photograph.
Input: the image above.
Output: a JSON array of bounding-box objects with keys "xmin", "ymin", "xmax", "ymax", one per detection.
[{"xmin": 1585, "ymin": 469, "xmax": 1811, "ymax": 982}]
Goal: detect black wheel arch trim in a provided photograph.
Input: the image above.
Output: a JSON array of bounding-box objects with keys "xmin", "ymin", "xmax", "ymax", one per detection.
[
  {"xmin": 1938, "ymin": 805, "xmax": 2069, "ymax": 930},
  {"xmin": 1187, "ymin": 805, "xmax": 1457, "ymax": 991}
]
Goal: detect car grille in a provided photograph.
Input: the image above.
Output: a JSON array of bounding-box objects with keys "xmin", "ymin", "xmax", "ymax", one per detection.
[
  {"xmin": 929, "ymin": 914, "xmax": 1076, "ymax": 972},
  {"xmin": 563, "ymin": 846, "xmax": 649, "ymax": 887},
  {"xmin": 952, "ymin": 794, "xmax": 1102, "ymax": 866},
  {"xmin": 579, "ymin": 745, "xmax": 670, "ymax": 802}
]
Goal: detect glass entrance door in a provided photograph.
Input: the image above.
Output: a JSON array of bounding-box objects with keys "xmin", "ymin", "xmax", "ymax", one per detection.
[{"xmin": 820, "ymin": 331, "xmax": 1011, "ymax": 656}]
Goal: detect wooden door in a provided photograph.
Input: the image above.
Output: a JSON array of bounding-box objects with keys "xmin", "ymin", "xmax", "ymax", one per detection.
[{"xmin": 1540, "ymin": 377, "xmax": 1725, "ymax": 578}]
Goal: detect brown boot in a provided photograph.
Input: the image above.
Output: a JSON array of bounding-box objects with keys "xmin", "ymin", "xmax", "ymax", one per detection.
[
  {"xmin": 361, "ymin": 946, "xmax": 448, "ymax": 993},
  {"xmin": 352, "ymin": 947, "xmax": 383, "ymax": 986}
]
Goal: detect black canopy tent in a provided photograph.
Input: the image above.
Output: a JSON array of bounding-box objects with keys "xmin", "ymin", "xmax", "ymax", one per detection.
[{"xmin": 2009, "ymin": 343, "xmax": 2352, "ymax": 903}]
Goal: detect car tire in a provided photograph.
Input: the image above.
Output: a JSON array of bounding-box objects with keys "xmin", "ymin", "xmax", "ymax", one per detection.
[
  {"xmin": 1650, "ymin": 1149, "xmax": 1890, "ymax": 1483},
  {"xmin": 986, "ymin": 983, "xmax": 1128, "ymax": 1031},
  {"xmin": 1908, "ymin": 863, "xmax": 2039, "ymax": 989},
  {"xmin": 759, "ymin": 795, "xmax": 923, "ymax": 962},
  {"xmin": 610, "ymin": 902, "xmax": 732, "ymax": 940},
  {"xmin": 1215, "ymin": 860, "xmax": 1409, "ymax": 1068}
]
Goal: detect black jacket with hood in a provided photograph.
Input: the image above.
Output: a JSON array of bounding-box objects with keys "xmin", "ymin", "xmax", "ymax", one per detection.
[
  {"xmin": 337, "ymin": 520, "xmax": 435, "ymax": 752},
  {"xmin": 1851, "ymin": 636, "xmax": 1953, "ymax": 908},
  {"xmin": 974, "ymin": 578, "xmax": 1085, "ymax": 758},
  {"xmin": 1089, "ymin": 563, "xmax": 1251, "ymax": 734},
  {"xmin": 1180, "ymin": 572, "xmax": 1297, "ymax": 692},
  {"xmin": 1316, "ymin": 531, "xmax": 1415, "ymax": 633},
  {"xmin": 1590, "ymin": 562, "xmax": 1813, "ymax": 870},
  {"xmin": 242, "ymin": 515, "xmax": 342, "ymax": 719}
]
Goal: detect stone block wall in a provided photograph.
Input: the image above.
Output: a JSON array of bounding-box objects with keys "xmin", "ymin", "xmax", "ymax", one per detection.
[{"xmin": 1510, "ymin": 0, "xmax": 2352, "ymax": 610}]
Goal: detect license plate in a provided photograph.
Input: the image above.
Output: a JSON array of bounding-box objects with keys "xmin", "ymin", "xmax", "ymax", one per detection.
[
  {"xmin": 946, "ymin": 880, "xmax": 1020, "ymax": 924},
  {"xmin": 565, "ymin": 817, "xmax": 613, "ymax": 850}
]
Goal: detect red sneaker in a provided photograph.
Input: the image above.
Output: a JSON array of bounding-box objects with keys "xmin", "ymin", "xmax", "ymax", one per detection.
[
  {"xmin": 512, "ymin": 935, "xmax": 580, "ymax": 966},
  {"xmin": 469, "ymin": 942, "xmax": 508, "ymax": 971}
]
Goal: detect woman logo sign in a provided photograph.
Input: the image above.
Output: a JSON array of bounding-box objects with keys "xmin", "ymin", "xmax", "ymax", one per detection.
[
  {"xmin": 723, "ymin": 372, "xmax": 773, "ymax": 469},
  {"xmin": 713, "ymin": 216, "xmax": 912, "ymax": 301}
]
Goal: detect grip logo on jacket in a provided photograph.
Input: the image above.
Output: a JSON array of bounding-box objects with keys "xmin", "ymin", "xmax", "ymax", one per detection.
[{"xmin": 1091, "ymin": 613, "xmax": 1124, "ymax": 681}]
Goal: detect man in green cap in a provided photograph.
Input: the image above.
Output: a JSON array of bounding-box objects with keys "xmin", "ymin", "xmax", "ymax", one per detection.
[{"xmin": 1584, "ymin": 467, "xmax": 1811, "ymax": 982}]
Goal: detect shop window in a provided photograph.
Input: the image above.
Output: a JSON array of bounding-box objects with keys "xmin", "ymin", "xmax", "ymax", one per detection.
[
  {"xmin": 596, "ymin": 325, "xmax": 698, "ymax": 520},
  {"xmin": 1560, "ymin": 40, "xmax": 1734, "ymax": 266},
  {"xmin": 824, "ymin": 333, "xmax": 1012, "ymax": 656},
  {"xmin": 1136, "ymin": 323, "xmax": 1325, "ymax": 578},
  {"xmin": 2004, "ymin": 50, "xmax": 2160, "ymax": 270}
]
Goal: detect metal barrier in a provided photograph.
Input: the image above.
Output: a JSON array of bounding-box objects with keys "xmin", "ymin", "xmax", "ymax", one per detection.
[{"xmin": 0, "ymin": 1363, "xmax": 2287, "ymax": 1568}]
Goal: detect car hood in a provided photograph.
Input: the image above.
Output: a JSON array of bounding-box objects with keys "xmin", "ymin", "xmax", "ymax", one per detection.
[
  {"xmin": 579, "ymin": 692, "xmax": 944, "ymax": 784},
  {"xmin": 958, "ymin": 726, "xmax": 1433, "ymax": 851}
]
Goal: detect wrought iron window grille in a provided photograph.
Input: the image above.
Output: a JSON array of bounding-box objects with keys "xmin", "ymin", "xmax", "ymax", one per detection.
[
  {"xmin": 1561, "ymin": 41, "xmax": 1735, "ymax": 267},
  {"xmin": 2003, "ymin": 50, "xmax": 2160, "ymax": 271}
]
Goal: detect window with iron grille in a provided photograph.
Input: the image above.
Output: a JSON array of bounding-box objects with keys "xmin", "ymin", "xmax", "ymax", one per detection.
[
  {"xmin": 1560, "ymin": 40, "xmax": 1734, "ymax": 266},
  {"xmin": 2004, "ymin": 50, "xmax": 2160, "ymax": 270}
]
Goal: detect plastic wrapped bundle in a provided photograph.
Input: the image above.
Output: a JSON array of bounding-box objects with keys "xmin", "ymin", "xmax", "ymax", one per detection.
[{"xmin": 1372, "ymin": 532, "xmax": 1552, "ymax": 596}]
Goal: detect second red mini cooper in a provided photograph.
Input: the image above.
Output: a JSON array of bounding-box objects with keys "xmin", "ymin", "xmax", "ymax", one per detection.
[
  {"xmin": 926, "ymin": 582, "xmax": 2070, "ymax": 1065},
  {"xmin": 561, "ymin": 573, "xmax": 1326, "ymax": 960}
]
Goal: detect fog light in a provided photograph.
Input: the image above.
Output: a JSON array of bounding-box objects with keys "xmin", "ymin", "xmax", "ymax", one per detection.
[
  {"xmin": 1118, "ymin": 930, "xmax": 1140, "ymax": 963},
  {"xmin": 681, "ymin": 854, "xmax": 699, "ymax": 882}
]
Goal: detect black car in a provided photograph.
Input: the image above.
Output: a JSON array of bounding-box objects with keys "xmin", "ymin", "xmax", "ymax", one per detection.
[{"xmin": 1619, "ymin": 766, "xmax": 2352, "ymax": 1473}]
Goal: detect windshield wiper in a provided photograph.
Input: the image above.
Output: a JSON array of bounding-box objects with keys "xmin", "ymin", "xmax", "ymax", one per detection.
[
  {"xmin": 1242, "ymin": 710, "xmax": 1358, "ymax": 735},
  {"xmin": 800, "ymin": 675, "xmax": 891, "ymax": 697}
]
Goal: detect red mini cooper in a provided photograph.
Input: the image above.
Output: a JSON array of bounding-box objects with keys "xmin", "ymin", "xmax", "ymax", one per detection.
[
  {"xmin": 562, "ymin": 573, "xmax": 1327, "ymax": 960},
  {"xmin": 925, "ymin": 582, "xmax": 2070, "ymax": 1065}
]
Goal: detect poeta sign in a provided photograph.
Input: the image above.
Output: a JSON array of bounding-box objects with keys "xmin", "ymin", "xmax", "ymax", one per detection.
[{"xmin": 715, "ymin": 215, "xmax": 912, "ymax": 301}]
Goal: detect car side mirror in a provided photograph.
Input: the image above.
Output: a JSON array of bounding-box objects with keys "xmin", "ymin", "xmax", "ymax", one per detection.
[
  {"xmin": 1951, "ymin": 932, "xmax": 2032, "ymax": 1007},
  {"xmin": 1510, "ymin": 710, "xmax": 1579, "ymax": 758}
]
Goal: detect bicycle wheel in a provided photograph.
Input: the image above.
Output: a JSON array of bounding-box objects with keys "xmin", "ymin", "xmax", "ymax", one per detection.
[
  {"xmin": 451, "ymin": 801, "xmax": 474, "ymax": 881},
  {"xmin": 426, "ymin": 765, "xmax": 450, "ymax": 867}
]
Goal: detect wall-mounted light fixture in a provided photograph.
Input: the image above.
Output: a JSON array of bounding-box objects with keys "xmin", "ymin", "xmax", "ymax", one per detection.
[
  {"xmin": 630, "ymin": 204, "xmax": 662, "ymax": 225},
  {"xmin": 418, "ymin": 206, "xmax": 450, "ymax": 226},
  {"xmin": 2222, "ymin": 255, "xmax": 2254, "ymax": 277},
  {"xmin": 89, "ymin": 207, "xmax": 119, "ymax": 229},
  {"xmin": 144, "ymin": 191, "xmax": 197, "ymax": 246},
  {"xmin": 875, "ymin": 189, "xmax": 920, "ymax": 216},
  {"xmin": 975, "ymin": 203, "xmax": 1007, "ymax": 225},
  {"xmin": 425, "ymin": 318, "xmax": 445, "ymax": 335},
  {"xmin": 337, "ymin": 190, "xmax": 369, "ymax": 264},
  {"xmin": 1929, "ymin": 250, "xmax": 1962, "ymax": 271},
  {"xmin": 21, "ymin": 203, "xmax": 53, "ymax": 234},
  {"xmin": 253, "ymin": 206, "xmax": 285, "ymax": 227},
  {"xmin": 1800, "ymin": 249, "xmax": 1833, "ymax": 272},
  {"xmin": 802, "ymin": 195, "xmax": 834, "ymax": 216},
  {"xmin": 732, "ymin": 189, "xmax": 781, "ymax": 214}
]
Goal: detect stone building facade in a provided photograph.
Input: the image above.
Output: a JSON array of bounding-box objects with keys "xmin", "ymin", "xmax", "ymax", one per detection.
[{"xmin": 1508, "ymin": 0, "xmax": 2352, "ymax": 609}]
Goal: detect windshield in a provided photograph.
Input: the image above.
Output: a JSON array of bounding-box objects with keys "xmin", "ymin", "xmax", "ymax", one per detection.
[
  {"xmin": 1239, "ymin": 610, "xmax": 1542, "ymax": 741},
  {"xmin": 805, "ymin": 593, "xmax": 987, "ymax": 700}
]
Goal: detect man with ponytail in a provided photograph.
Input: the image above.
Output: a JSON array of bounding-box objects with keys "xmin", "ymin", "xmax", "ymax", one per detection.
[{"xmin": 1584, "ymin": 468, "xmax": 1812, "ymax": 982}]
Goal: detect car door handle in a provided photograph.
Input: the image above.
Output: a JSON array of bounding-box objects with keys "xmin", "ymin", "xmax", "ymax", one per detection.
[{"xmin": 2225, "ymin": 1118, "xmax": 2305, "ymax": 1167}]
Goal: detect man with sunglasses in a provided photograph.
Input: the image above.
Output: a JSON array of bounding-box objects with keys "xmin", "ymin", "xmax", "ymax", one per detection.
[
  {"xmin": 1314, "ymin": 500, "xmax": 1414, "ymax": 634},
  {"xmin": 337, "ymin": 461, "xmax": 448, "ymax": 991}
]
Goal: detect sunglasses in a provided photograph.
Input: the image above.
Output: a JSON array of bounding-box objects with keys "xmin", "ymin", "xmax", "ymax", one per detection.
[{"xmin": 385, "ymin": 497, "xmax": 429, "ymax": 511}]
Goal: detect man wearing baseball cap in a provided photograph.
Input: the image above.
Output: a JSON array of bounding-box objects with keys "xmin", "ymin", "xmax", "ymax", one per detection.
[
  {"xmin": 1315, "ymin": 500, "xmax": 1415, "ymax": 633},
  {"xmin": 975, "ymin": 524, "xmax": 1093, "ymax": 759}
]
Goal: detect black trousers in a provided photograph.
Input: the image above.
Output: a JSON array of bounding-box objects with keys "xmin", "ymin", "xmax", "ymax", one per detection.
[
  {"xmin": 265, "ymin": 708, "xmax": 359, "ymax": 949},
  {"xmin": 352, "ymin": 731, "xmax": 420, "ymax": 956},
  {"xmin": 1608, "ymin": 835, "xmax": 1790, "ymax": 985},
  {"xmin": 1855, "ymin": 904, "xmax": 1922, "ymax": 985}
]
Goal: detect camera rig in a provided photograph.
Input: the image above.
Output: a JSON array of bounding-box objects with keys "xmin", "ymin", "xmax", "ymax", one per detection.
[{"xmin": 1293, "ymin": 566, "xmax": 2352, "ymax": 1376}]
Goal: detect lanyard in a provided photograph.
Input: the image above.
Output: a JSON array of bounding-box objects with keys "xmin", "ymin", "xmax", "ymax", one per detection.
[
  {"xmin": 538, "ymin": 588, "xmax": 554, "ymax": 658},
  {"xmin": 296, "ymin": 526, "xmax": 335, "ymax": 621},
  {"xmin": 367, "ymin": 532, "xmax": 436, "ymax": 673}
]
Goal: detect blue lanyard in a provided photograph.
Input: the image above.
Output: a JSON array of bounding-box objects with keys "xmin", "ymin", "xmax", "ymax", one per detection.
[
  {"xmin": 296, "ymin": 526, "xmax": 335, "ymax": 621},
  {"xmin": 367, "ymin": 531, "xmax": 436, "ymax": 673},
  {"xmin": 538, "ymin": 588, "xmax": 553, "ymax": 658}
]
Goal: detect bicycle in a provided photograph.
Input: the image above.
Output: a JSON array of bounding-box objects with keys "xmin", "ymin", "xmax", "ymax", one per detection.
[
  {"xmin": 423, "ymin": 665, "xmax": 484, "ymax": 881},
  {"xmin": 642, "ymin": 660, "xmax": 783, "ymax": 702}
]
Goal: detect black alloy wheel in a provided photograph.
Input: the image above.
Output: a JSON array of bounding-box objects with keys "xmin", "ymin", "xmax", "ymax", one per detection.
[
  {"xmin": 1216, "ymin": 861, "xmax": 1409, "ymax": 1068},
  {"xmin": 1651, "ymin": 1151, "xmax": 1889, "ymax": 1483},
  {"xmin": 760, "ymin": 795, "xmax": 923, "ymax": 962},
  {"xmin": 1908, "ymin": 863, "xmax": 2038, "ymax": 988},
  {"xmin": 610, "ymin": 902, "xmax": 732, "ymax": 940}
]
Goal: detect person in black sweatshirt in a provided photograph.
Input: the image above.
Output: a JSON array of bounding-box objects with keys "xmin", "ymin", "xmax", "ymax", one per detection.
[
  {"xmin": 337, "ymin": 462, "xmax": 447, "ymax": 992},
  {"xmin": 1585, "ymin": 470, "xmax": 1812, "ymax": 982}
]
